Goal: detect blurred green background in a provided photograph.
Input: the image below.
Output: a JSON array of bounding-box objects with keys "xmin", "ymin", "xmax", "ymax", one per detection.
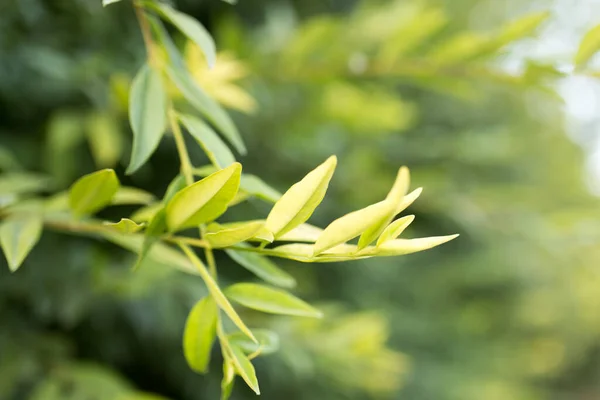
[{"xmin": 2, "ymin": 0, "xmax": 600, "ymax": 399}]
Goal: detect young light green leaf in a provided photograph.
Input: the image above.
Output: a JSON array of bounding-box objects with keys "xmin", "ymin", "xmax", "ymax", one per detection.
[
  {"xmin": 0, "ymin": 216, "xmax": 43, "ymax": 272},
  {"xmin": 183, "ymin": 296, "xmax": 218, "ymax": 373},
  {"xmin": 69, "ymin": 169, "xmax": 120, "ymax": 216},
  {"xmin": 127, "ymin": 64, "xmax": 168, "ymax": 175},
  {"xmin": 102, "ymin": 0, "xmax": 122, "ymax": 6},
  {"xmin": 228, "ymin": 329, "xmax": 280, "ymax": 355},
  {"xmin": 225, "ymin": 283, "xmax": 322, "ymax": 318},
  {"xmin": 165, "ymin": 163, "xmax": 241, "ymax": 231},
  {"xmin": 225, "ymin": 244, "xmax": 296, "ymax": 288},
  {"xmin": 221, "ymin": 361, "xmax": 236, "ymax": 400},
  {"xmin": 130, "ymin": 203, "xmax": 163, "ymax": 223},
  {"xmin": 386, "ymin": 166, "xmax": 410, "ymax": 203},
  {"xmin": 265, "ymin": 156, "xmax": 337, "ymax": 238},
  {"xmin": 103, "ymin": 218, "xmax": 145, "ymax": 234},
  {"xmin": 376, "ymin": 215, "xmax": 415, "ymax": 246},
  {"xmin": 146, "ymin": 2, "xmax": 216, "ymax": 68},
  {"xmin": 239, "ymin": 175, "xmax": 282, "ymax": 203},
  {"xmin": 366, "ymin": 234, "xmax": 459, "ymax": 256},
  {"xmin": 166, "ymin": 66, "xmax": 246, "ymax": 154},
  {"xmin": 205, "ymin": 221, "xmax": 264, "ymax": 248},
  {"xmin": 575, "ymin": 24, "xmax": 600, "ymax": 69},
  {"xmin": 180, "ymin": 244, "xmax": 257, "ymax": 343},
  {"xmin": 269, "ymin": 243, "xmax": 372, "ymax": 263},
  {"xmin": 178, "ymin": 113, "xmax": 236, "ymax": 168},
  {"xmin": 227, "ymin": 345, "xmax": 259, "ymax": 395},
  {"xmin": 313, "ymin": 200, "xmax": 395, "ymax": 256},
  {"xmin": 112, "ymin": 187, "xmax": 156, "ymax": 205},
  {"xmin": 497, "ymin": 11, "xmax": 550, "ymax": 44}
]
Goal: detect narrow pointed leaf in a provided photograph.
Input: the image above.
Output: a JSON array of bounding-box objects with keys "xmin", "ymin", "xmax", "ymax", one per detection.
[
  {"xmin": 225, "ymin": 244, "xmax": 296, "ymax": 288},
  {"xmin": 127, "ymin": 64, "xmax": 168, "ymax": 174},
  {"xmin": 227, "ymin": 345, "xmax": 259, "ymax": 395},
  {"xmin": 165, "ymin": 163, "xmax": 241, "ymax": 231},
  {"xmin": 166, "ymin": 65, "xmax": 246, "ymax": 154},
  {"xmin": 377, "ymin": 215, "xmax": 415, "ymax": 246},
  {"xmin": 228, "ymin": 329, "xmax": 280, "ymax": 355},
  {"xmin": 314, "ymin": 200, "xmax": 395, "ymax": 256},
  {"xmin": 178, "ymin": 113, "xmax": 236, "ymax": 168},
  {"xmin": 225, "ymin": 283, "xmax": 322, "ymax": 318},
  {"xmin": 265, "ymin": 156, "xmax": 337, "ymax": 238},
  {"xmin": 183, "ymin": 296, "xmax": 218, "ymax": 373},
  {"xmin": 221, "ymin": 361, "xmax": 236, "ymax": 400},
  {"xmin": 205, "ymin": 221, "xmax": 264, "ymax": 248},
  {"xmin": 180, "ymin": 244, "xmax": 257, "ymax": 343},
  {"xmin": 386, "ymin": 166, "xmax": 410, "ymax": 203},
  {"xmin": 394, "ymin": 187, "xmax": 422, "ymax": 214},
  {"xmin": 0, "ymin": 216, "xmax": 43, "ymax": 272},
  {"xmin": 277, "ymin": 223, "xmax": 323, "ymax": 242},
  {"xmin": 103, "ymin": 218, "xmax": 145, "ymax": 234},
  {"xmin": 369, "ymin": 234, "xmax": 459, "ymax": 256},
  {"xmin": 69, "ymin": 169, "xmax": 120, "ymax": 216},
  {"xmin": 575, "ymin": 24, "xmax": 600, "ymax": 68},
  {"xmin": 146, "ymin": 2, "xmax": 216, "ymax": 68}
]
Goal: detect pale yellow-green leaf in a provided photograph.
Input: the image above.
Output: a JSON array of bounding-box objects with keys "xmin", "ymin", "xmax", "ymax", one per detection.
[
  {"xmin": 394, "ymin": 187, "xmax": 422, "ymax": 214},
  {"xmin": 221, "ymin": 360, "xmax": 236, "ymax": 400},
  {"xmin": 112, "ymin": 187, "xmax": 156, "ymax": 205},
  {"xmin": 376, "ymin": 215, "xmax": 415, "ymax": 246},
  {"xmin": 225, "ymin": 283, "xmax": 323, "ymax": 318},
  {"xmin": 265, "ymin": 156, "xmax": 336, "ymax": 238},
  {"xmin": 130, "ymin": 203, "xmax": 163, "ymax": 223},
  {"xmin": 497, "ymin": 11, "xmax": 550, "ymax": 45},
  {"xmin": 183, "ymin": 296, "xmax": 217, "ymax": 373},
  {"xmin": 386, "ymin": 166, "xmax": 410, "ymax": 203},
  {"xmin": 228, "ymin": 329, "xmax": 280, "ymax": 355},
  {"xmin": 205, "ymin": 221, "xmax": 263, "ymax": 248},
  {"xmin": 225, "ymin": 244, "xmax": 296, "ymax": 288},
  {"xmin": 269, "ymin": 243, "xmax": 373, "ymax": 263},
  {"xmin": 0, "ymin": 216, "xmax": 43, "ymax": 272},
  {"xmin": 178, "ymin": 113, "xmax": 236, "ymax": 169},
  {"xmin": 227, "ymin": 344, "xmax": 259, "ymax": 395},
  {"xmin": 127, "ymin": 64, "xmax": 168, "ymax": 174},
  {"xmin": 165, "ymin": 163, "xmax": 241, "ymax": 231},
  {"xmin": 86, "ymin": 112, "xmax": 123, "ymax": 168},
  {"xmin": 179, "ymin": 244, "xmax": 257, "ymax": 343},
  {"xmin": 365, "ymin": 234, "xmax": 459, "ymax": 256},
  {"xmin": 429, "ymin": 32, "xmax": 490, "ymax": 63},
  {"xmin": 103, "ymin": 218, "xmax": 145, "ymax": 234},
  {"xmin": 313, "ymin": 200, "xmax": 395, "ymax": 256},
  {"xmin": 277, "ymin": 223, "xmax": 323, "ymax": 242},
  {"xmin": 69, "ymin": 169, "xmax": 120, "ymax": 216},
  {"xmin": 575, "ymin": 24, "xmax": 600, "ymax": 69}
]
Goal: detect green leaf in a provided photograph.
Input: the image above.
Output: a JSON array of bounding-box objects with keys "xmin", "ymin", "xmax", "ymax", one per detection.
[
  {"xmin": 180, "ymin": 244, "xmax": 257, "ymax": 343},
  {"xmin": 147, "ymin": 2, "xmax": 216, "ymax": 68},
  {"xmin": 376, "ymin": 215, "xmax": 415, "ymax": 246},
  {"xmin": 239, "ymin": 174, "xmax": 282, "ymax": 203},
  {"xmin": 166, "ymin": 65, "xmax": 246, "ymax": 154},
  {"xmin": 130, "ymin": 203, "xmax": 163, "ymax": 223},
  {"xmin": 575, "ymin": 24, "xmax": 600, "ymax": 69},
  {"xmin": 69, "ymin": 169, "xmax": 120, "ymax": 216},
  {"xmin": 127, "ymin": 64, "xmax": 168, "ymax": 174},
  {"xmin": 225, "ymin": 283, "xmax": 322, "ymax": 318},
  {"xmin": 165, "ymin": 163, "xmax": 241, "ymax": 231},
  {"xmin": 178, "ymin": 113, "xmax": 236, "ymax": 168},
  {"xmin": 0, "ymin": 173, "xmax": 52, "ymax": 196},
  {"xmin": 385, "ymin": 166, "xmax": 410, "ymax": 203},
  {"xmin": 0, "ymin": 216, "xmax": 43, "ymax": 272},
  {"xmin": 205, "ymin": 221, "xmax": 264, "ymax": 248},
  {"xmin": 102, "ymin": 0, "xmax": 122, "ymax": 6},
  {"xmin": 228, "ymin": 329, "xmax": 280, "ymax": 355},
  {"xmin": 265, "ymin": 156, "xmax": 337, "ymax": 238},
  {"xmin": 225, "ymin": 244, "xmax": 296, "ymax": 288},
  {"xmin": 133, "ymin": 208, "xmax": 167, "ymax": 270},
  {"xmin": 363, "ymin": 234, "xmax": 459, "ymax": 256},
  {"xmin": 497, "ymin": 11, "xmax": 550, "ymax": 44},
  {"xmin": 86, "ymin": 112, "xmax": 123, "ymax": 168},
  {"xmin": 163, "ymin": 175, "xmax": 187, "ymax": 204},
  {"xmin": 112, "ymin": 187, "xmax": 156, "ymax": 205},
  {"xmin": 103, "ymin": 218, "xmax": 145, "ymax": 234},
  {"xmin": 183, "ymin": 296, "xmax": 218, "ymax": 373},
  {"xmin": 277, "ymin": 223, "xmax": 323, "ymax": 242},
  {"xmin": 226, "ymin": 344, "xmax": 260, "ymax": 395},
  {"xmin": 221, "ymin": 361, "xmax": 236, "ymax": 400},
  {"xmin": 313, "ymin": 200, "xmax": 395, "ymax": 256}
]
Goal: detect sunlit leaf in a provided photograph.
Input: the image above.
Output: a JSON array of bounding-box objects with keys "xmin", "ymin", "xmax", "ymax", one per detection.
[
  {"xmin": 225, "ymin": 244, "xmax": 296, "ymax": 288},
  {"xmin": 228, "ymin": 329, "xmax": 280, "ymax": 355},
  {"xmin": 265, "ymin": 156, "xmax": 336, "ymax": 238},
  {"xmin": 0, "ymin": 216, "xmax": 43, "ymax": 272},
  {"xmin": 166, "ymin": 65, "xmax": 246, "ymax": 154},
  {"xmin": 180, "ymin": 244, "xmax": 257, "ymax": 342},
  {"xmin": 178, "ymin": 113, "xmax": 236, "ymax": 168},
  {"xmin": 225, "ymin": 283, "xmax": 322, "ymax": 318},
  {"xmin": 205, "ymin": 221, "xmax": 264, "ymax": 248},
  {"xmin": 183, "ymin": 296, "xmax": 217, "ymax": 373},
  {"xmin": 165, "ymin": 163, "xmax": 241, "ymax": 231},
  {"xmin": 112, "ymin": 187, "xmax": 156, "ymax": 205},
  {"xmin": 575, "ymin": 23, "xmax": 600, "ymax": 69},
  {"xmin": 363, "ymin": 234, "xmax": 459, "ymax": 256},
  {"xmin": 103, "ymin": 218, "xmax": 145, "ymax": 234},
  {"xmin": 226, "ymin": 344, "xmax": 260, "ymax": 395},
  {"xmin": 376, "ymin": 215, "xmax": 415, "ymax": 246},
  {"xmin": 497, "ymin": 11, "xmax": 550, "ymax": 44},
  {"xmin": 130, "ymin": 203, "xmax": 163, "ymax": 223},
  {"xmin": 314, "ymin": 200, "xmax": 395, "ymax": 256},
  {"xmin": 69, "ymin": 169, "xmax": 120, "ymax": 216},
  {"xmin": 277, "ymin": 223, "xmax": 323, "ymax": 242},
  {"xmin": 220, "ymin": 361, "xmax": 235, "ymax": 400},
  {"xmin": 127, "ymin": 64, "xmax": 168, "ymax": 175},
  {"xmin": 146, "ymin": 2, "xmax": 216, "ymax": 68}
]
